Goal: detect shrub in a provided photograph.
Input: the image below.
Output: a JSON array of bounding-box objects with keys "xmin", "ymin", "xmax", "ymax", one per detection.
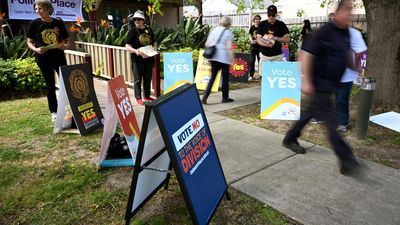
[
  {"xmin": 231, "ymin": 27, "xmax": 250, "ymax": 53},
  {"xmin": 0, "ymin": 35, "xmax": 32, "ymax": 60},
  {"xmin": 0, "ymin": 57, "xmax": 44, "ymax": 96},
  {"xmin": 0, "ymin": 59, "xmax": 17, "ymax": 91},
  {"xmin": 288, "ymin": 25, "xmax": 302, "ymax": 61},
  {"xmin": 13, "ymin": 58, "xmax": 45, "ymax": 92}
]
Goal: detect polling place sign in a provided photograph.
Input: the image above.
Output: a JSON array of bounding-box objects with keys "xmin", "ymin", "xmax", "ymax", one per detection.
[
  {"xmin": 7, "ymin": 0, "xmax": 83, "ymax": 21},
  {"xmin": 260, "ymin": 61, "xmax": 301, "ymax": 120},
  {"xmin": 163, "ymin": 52, "xmax": 193, "ymax": 94}
]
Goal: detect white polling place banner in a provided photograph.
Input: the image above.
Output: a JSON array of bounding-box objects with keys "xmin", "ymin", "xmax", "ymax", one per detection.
[
  {"xmin": 8, "ymin": 0, "xmax": 83, "ymax": 21},
  {"xmin": 163, "ymin": 52, "xmax": 193, "ymax": 94},
  {"xmin": 260, "ymin": 61, "xmax": 301, "ymax": 120}
]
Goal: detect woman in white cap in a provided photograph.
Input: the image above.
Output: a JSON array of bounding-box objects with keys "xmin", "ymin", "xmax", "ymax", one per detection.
[{"xmin": 125, "ymin": 10, "xmax": 156, "ymax": 105}]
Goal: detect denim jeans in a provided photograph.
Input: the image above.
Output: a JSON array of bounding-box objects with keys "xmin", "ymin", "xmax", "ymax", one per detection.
[{"xmin": 334, "ymin": 82, "xmax": 353, "ymax": 126}]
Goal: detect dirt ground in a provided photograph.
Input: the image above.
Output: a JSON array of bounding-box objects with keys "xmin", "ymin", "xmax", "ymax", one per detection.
[{"xmin": 220, "ymin": 80, "xmax": 400, "ymax": 169}]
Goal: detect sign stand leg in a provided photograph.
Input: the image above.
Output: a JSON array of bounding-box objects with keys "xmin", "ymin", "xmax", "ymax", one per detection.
[{"xmin": 225, "ymin": 191, "xmax": 231, "ymax": 201}]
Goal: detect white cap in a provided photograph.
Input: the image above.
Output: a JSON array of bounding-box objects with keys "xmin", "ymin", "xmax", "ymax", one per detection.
[{"xmin": 132, "ymin": 10, "xmax": 145, "ymax": 20}]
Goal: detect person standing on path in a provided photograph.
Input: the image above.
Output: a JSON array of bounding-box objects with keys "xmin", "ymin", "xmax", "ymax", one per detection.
[
  {"xmin": 282, "ymin": 0, "xmax": 362, "ymax": 175},
  {"xmin": 201, "ymin": 16, "xmax": 234, "ymax": 104},
  {"xmin": 256, "ymin": 5, "xmax": 290, "ymax": 73},
  {"xmin": 27, "ymin": 0, "xmax": 69, "ymax": 122},
  {"xmin": 335, "ymin": 26, "xmax": 368, "ymax": 132},
  {"xmin": 249, "ymin": 14, "xmax": 261, "ymax": 80},
  {"xmin": 125, "ymin": 10, "xmax": 156, "ymax": 106}
]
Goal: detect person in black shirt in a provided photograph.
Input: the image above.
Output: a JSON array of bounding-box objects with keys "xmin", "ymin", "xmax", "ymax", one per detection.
[
  {"xmin": 282, "ymin": 0, "xmax": 362, "ymax": 176},
  {"xmin": 248, "ymin": 14, "xmax": 261, "ymax": 80},
  {"xmin": 27, "ymin": 0, "xmax": 69, "ymax": 122},
  {"xmin": 256, "ymin": 5, "xmax": 289, "ymax": 72},
  {"xmin": 125, "ymin": 10, "xmax": 156, "ymax": 106}
]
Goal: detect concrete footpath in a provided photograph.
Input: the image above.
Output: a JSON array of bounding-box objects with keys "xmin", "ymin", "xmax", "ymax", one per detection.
[{"xmin": 93, "ymin": 79, "xmax": 400, "ymax": 225}]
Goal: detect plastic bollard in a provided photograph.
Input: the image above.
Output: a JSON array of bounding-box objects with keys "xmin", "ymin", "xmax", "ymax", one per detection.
[{"xmin": 355, "ymin": 78, "xmax": 376, "ymax": 139}]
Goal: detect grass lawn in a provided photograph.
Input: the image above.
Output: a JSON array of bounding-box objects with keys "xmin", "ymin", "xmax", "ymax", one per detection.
[{"xmin": 0, "ymin": 97, "xmax": 295, "ymax": 225}]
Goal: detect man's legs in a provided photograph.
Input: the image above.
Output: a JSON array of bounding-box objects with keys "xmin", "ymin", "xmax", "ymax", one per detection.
[{"xmin": 335, "ymin": 81, "xmax": 353, "ymax": 130}]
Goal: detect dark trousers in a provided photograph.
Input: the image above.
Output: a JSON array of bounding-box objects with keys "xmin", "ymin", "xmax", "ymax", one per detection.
[
  {"xmin": 202, "ymin": 61, "xmax": 230, "ymax": 101},
  {"xmin": 132, "ymin": 60, "xmax": 153, "ymax": 100},
  {"xmin": 284, "ymin": 91, "xmax": 355, "ymax": 162},
  {"xmin": 334, "ymin": 82, "xmax": 353, "ymax": 126},
  {"xmin": 36, "ymin": 51, "xmax": 67, "ymax": 113},
  {"xmin": 250, "ymin": 47, "xmax": 260, "ymax": 77}
]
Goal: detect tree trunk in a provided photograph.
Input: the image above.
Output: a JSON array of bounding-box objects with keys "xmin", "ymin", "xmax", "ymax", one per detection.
[{"xmin": 363, "ymin": 0, "xmax": 400, "ymax": 108}]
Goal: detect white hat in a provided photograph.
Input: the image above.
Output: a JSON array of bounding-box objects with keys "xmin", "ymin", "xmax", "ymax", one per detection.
[{"xmin": 132, "ymin": 10, "xmax": 145, "ymax": 20}]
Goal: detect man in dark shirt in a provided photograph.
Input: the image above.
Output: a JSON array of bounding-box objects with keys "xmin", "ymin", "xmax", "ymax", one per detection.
[
  {"xmin": 256, "ymin": 5, "xmax": 289, "ymax": 72},
  {"xmin": 282, "ymin": 0, "xmax": 362, "ymax": 176}
]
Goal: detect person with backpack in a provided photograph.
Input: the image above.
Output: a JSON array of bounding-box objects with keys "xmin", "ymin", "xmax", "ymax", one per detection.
[{"xmin": 125, "ymin": 10, "xmax": 156, "ymax": 106}]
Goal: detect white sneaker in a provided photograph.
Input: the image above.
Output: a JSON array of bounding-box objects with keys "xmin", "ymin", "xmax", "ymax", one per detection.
[
  {"xmin": 51, "ymin": 112, "xmax": 57, "ymax": 122},
  {"xmin": 337, "ymin": 125, "xmax": 347, "ymax": 132},
  {"xmin": 248, "ymin": 77, "xmax": 253, "ymax": 81}
]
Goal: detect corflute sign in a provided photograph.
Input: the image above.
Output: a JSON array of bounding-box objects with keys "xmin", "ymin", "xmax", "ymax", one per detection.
[{"xmin": 7, "ymin": 0, "xmax": 84, "ymax": 21}]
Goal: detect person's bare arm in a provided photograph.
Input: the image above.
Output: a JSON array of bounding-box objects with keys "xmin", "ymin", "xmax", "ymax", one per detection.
[{"xmin": 299, "ymin": 50, "xmax": 314, "ymax": 96}]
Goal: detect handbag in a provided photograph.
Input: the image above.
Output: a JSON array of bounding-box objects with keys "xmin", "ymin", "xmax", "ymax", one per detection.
[{"xmin": 203, "ymin": 28, "xmax": 227, "ymax": 59}]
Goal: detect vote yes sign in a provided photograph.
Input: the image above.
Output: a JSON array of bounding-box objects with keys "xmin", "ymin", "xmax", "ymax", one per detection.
[
  {"xmin": 260, "ymin": 61, "xmax": 301, "ymax": 120},
  {"xmin": 163, "ymin": 52, "xmax": 194, "ymax": 94},
  {"xmin": 109, "ymin": 76, "xmax": 140, "ymax": 138}
]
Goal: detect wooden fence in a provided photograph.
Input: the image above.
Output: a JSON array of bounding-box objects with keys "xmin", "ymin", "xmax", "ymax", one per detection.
[{"xmin": 64, "ymin": 43, "xmax": 161, "ymax": 97}]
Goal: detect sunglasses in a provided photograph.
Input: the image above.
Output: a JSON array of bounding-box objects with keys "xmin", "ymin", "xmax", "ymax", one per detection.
[
  {"xmin": 268, "ymin": 14, "xmax": 276, "ymax": 17},
  {"xmin": 133, "ymin": 18, "xmax": 143, "ymax": 21}
]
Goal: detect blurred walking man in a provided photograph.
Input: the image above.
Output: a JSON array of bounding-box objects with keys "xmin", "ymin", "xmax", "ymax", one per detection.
[{"xmin": 282, "ymin": 0, "xmax": 362, "ymax": 176}]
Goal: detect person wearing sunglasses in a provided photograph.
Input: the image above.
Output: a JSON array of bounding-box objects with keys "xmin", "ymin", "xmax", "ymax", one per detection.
[
  {"xmin": 256, "ymin": 5, "xmax": 290, "ymax": 73},
  {"xmin": 126, "ymin": 10, "xmax": 156, "ymax": 106}
]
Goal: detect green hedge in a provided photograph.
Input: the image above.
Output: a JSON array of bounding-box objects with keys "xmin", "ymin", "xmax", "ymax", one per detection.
[{"xmin": 0, "ymin": 57, "xmax": 45, "ymax": 96}]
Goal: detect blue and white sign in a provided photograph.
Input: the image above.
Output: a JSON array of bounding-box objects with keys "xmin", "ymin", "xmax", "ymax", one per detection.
[
  {"xmin": 163, "ymin": 52, "xmax": 194, "ymax": 94},
  {"xmin": 155, "ymin": 84, "xmax": 227, "ymax": 225},
  {"xmin": 260, "ymin": 61, "xmax": 301, "ymax": 120}
]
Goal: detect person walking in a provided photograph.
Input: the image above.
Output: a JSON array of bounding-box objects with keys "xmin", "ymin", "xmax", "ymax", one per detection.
[
  {"xmin": 282, "ymin": 0, "xmax": 362, "ymax": 175},
  {"xmin": 256, "ymin": 5, "xmax": 290, "ymax": 73},
  {"xmin": 27, "ymin": 0, "xmax": 69, "ymax": 122},
  {"xmin": 248, "ymin": 14, "xmax": 261, "ymax": 80},
  {"xmin": 335, "ymin": 26, "xmax": 368, "ymax": 132},
  {"xmin": 125, "ymin": 10, "xmax": 156, "ymax": 106},
  {"xmin": 298, "ymin": 19, "xmax": 312, "ymax": 50},
  {"xmin": 201, "ymin": 16, "xmax": 234, "ymax": 104}
]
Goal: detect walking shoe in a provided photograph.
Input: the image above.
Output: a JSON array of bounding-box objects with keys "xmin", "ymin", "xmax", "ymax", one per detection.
[
  {"xmin": 340, "ymin": 157, "xmax": 361, "ymax": 176},
  {"xmin": 143, "ymin": 97, "xmax": 155, "ymax": 101},
  {"xmin": 310, "ymin": 118, "xmax": 325, "ymax": 124},
  {"xmin": 337, "ymin": 125, "xmax": 347, "ymax": 132},
  {"xmin": 282, "ymin": 139, "xmax": 306, "ymax": 154},
  {"xmin": 136, "ymin": 99, "xmax": 144, "ymax": 105},
  {"xmin": 51, "ymin": 112, "xmax": 57, "ymax": 122},
  {"xmin": 222, "ymin": 98, "xmax": 234, "ymax": 103},
  {"xmin": 248, "ymin": 76, "xmax": 253, "ymax": 81}
]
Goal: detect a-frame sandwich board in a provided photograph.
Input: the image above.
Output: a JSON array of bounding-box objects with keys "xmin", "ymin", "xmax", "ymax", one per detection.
[
  {"xmin": 98, "ymin": 75, "xmax": 141, "ymax": 170},
  {"xmin": 125, "ymin": 84, "xmax": 228, "ymax": 225},
  {"xmin": 54, "ymin": 63, "xmax": 104, "ymax": 135}
]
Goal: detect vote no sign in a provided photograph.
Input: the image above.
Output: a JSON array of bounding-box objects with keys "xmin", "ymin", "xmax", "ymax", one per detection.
[{"xmin": 260, "ymin": 61, "xmax": 301, "ymax": 120}]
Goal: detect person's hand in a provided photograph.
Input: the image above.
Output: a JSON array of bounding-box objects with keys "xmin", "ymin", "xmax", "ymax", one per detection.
[
  {"xmin": 35, "ymin": 47, "xmax": 48, "ymax": 55},
  {"xmin": 251, "ymin": 40, "xmax": 257, "ymax": 44},
  {"xmin": 58, "ymin": 42, "xmax": 68, "ymax": 50},
  {"xmin": 301, "ymin": 78, "xmax": 314, "ymax": 96}
]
